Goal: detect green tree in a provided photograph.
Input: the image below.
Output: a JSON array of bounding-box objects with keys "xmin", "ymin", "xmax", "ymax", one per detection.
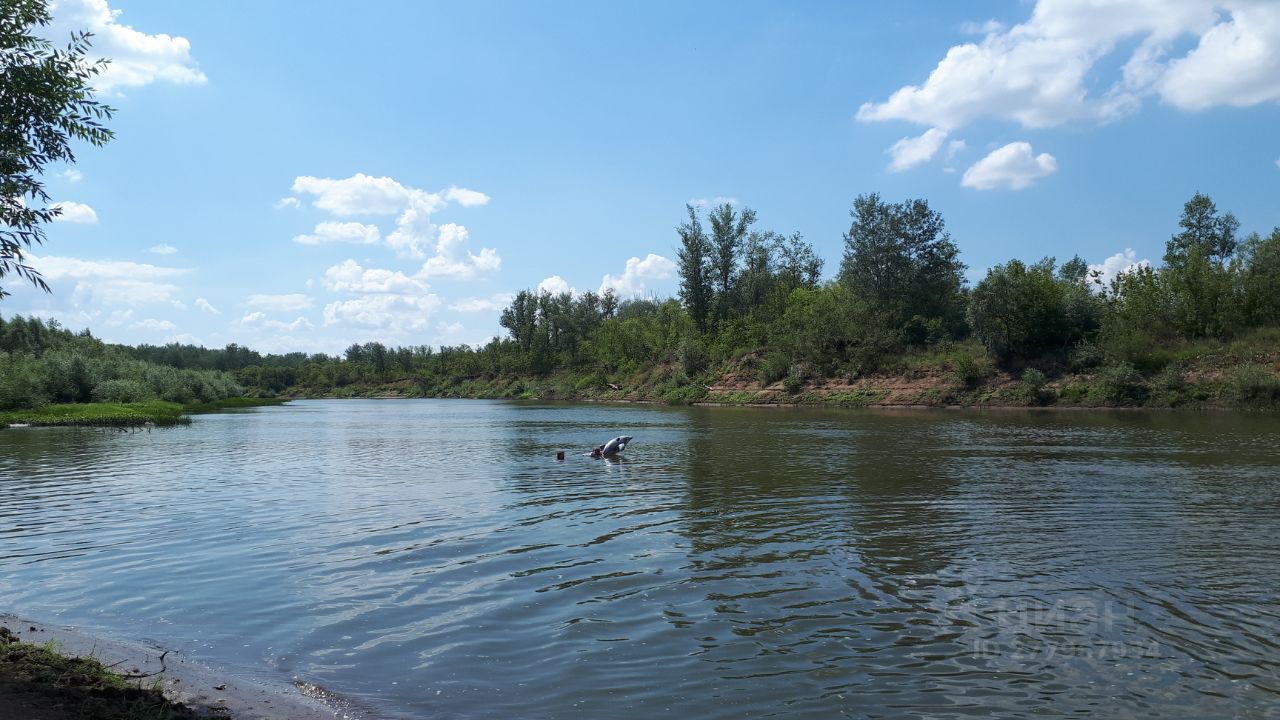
[
  {"xmin": 1239, "ymin": 228, "xmax": 1280, "ymax": 327},
  {"xmin": 676, "ymin": 205, "xmax": 713, "ymax": 332},
  {"xmin": 1162, "ymin": 193, "xmax": 1240, "ymax": 339},
  {"xmin": 706, "ymin": 202, "xmax": 756, "ymax": 321},
  {"xmin": 838, "ymin": 193, "xmax": 965, "ymax": 339},
  {"xmin": 1, "ymin": 0, "xmax": 114, "ymax": 297},
  {"xmin": 968, "ymin": 257, "xmax": 1100, "ymax": 362}
]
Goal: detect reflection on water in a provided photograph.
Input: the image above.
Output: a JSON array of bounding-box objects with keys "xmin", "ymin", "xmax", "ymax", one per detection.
[{"xmin": 1, "ymin": 400, "xmax": 1278, "ymax": 718}]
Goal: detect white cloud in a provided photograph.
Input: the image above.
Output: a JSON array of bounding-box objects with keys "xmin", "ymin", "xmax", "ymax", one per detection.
[
  {"xmin": 1276, "ymin": 156, "xmax": 1280, "ymax": 169},
  {"xmin": 887, "ymin": 127, "xmax": 949, "ymax": 172},
  {"xmin": 50, "ymin": 201, "xmax": 97, "ymax": 223},
  {"xmin": 945, "ymin": 139, "xmax": 967, "ymax": 159},
  {"xmin": 285, "ymin": 173, "xmax": 501, "ymax": 273},
  {"xmin": 246, "ymin": 293, "xmax": 312, "ymax": 312},
  {"xmin": 418, "ymin": 223, "xmax": 501, "ymax": 278},
  {"xmin": 961, "ymin": 142, "xmax": 1058, "ymax": 190},
  {"xmin": 437, "ymin": 321, "xmax": 465, "ymax": 336},
  {"xmin": 49, "ymin": 0, "xmax": 206, "ymax": 93},
  {"xmin": 293, "ymin": 221, "xmax": 381, "ymax": 246},
  {"xmin": 274, "ymin": 197, "xmax": 301, "ymax": 209},
  {"xmin": 30, "ymin": 254, "xmax": 187, "ymax": 307},
  {"xmin": 149, "ymin": 243, "xmax": 177, "ymax": 255},
  {"xmin": 857, "ymin": 1, "xmax": 1278, "ymax": 132},
  {"xmin": 689, "ymin": 196, "xmax": 737, "ymax": 208},
  {"xmin": 322, "ymin": 293, "xmax": 442, "ymax": 333},
  {"xmin": 239, "ymin": 312, "xmax": 313, "ymax": 333},
  {"xmin": 132, "ymin": 318, "xmax": 175, "ymax": 332},
  {"xmin": 450, "ymin": 293, "xmax": 515, "ymax": 313},
  {"xmin": 61, "ymin": 169, "xmax": 83, "ymax": 183},
  {"xmin": 444, "ymin": 187, "xmax": 491, "ymax": 207},
  {"xmin": 537, "ymin": 275, "xmax": 576, "ymax": 296},
  {"xmin": 195, "ymin": 297, "xmax": 221, "ymax": 315},
  {"xmin": 1090, "ymin": 248, "xmax": 1152, "ymax": 287},
  {"xmin": 290, "ymin": 173, "xmax": 423, "ymax": 216},
  {"xmin": 1158, "ymin": 3, "xmax": 1280, "ymax": 110},
  {"xmin": 322, "ymin": 259, "xmax": 427, "ymax": 294},
  {"xmin": 599, "ymin": 253, "xmax": 677, "ymax": 297}
]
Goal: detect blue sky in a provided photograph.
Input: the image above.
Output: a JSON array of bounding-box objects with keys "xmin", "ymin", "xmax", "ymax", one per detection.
[{"xmin": 8, "ymin": 0, "xmax": 1279, "ymax": 354}]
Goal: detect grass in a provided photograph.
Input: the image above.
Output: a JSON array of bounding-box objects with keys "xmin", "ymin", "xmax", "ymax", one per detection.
[
  {"xmin": 0, "ymin": 626, "xmax": 199, "ymax": 719},
  {"xmin": 0, "ymin": 397, "xmax": 289, "ymax": 428}
]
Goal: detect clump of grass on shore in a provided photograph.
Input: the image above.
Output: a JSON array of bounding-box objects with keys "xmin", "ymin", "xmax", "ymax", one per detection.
[
  {"xmin": 0, "ymin": 401, "xmax": 189, "ymax": 428},
  {"xmin": 0, "ymin": 626, "xmax": 198, "ymax": 719}
]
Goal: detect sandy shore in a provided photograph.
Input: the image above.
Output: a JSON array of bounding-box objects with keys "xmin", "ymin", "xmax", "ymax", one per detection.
[{"xmin": 0, "ymin": 613, "xmax": 380, "ymax": 719}]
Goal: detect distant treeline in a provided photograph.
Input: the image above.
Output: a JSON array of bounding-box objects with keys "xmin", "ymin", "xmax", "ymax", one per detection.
[{"xmin": 5, "ymin": 192, "xmax": 1278, "ymax": 407}]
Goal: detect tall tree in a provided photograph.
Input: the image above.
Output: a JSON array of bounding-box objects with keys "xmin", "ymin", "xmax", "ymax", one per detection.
[
  {"xmin": 677, "ymin": 205, "xmax": 713, "ymax": 332},
  {"xmin": 706, "ymin": 202, "xmax": 756, "ymax": 321},
  {"xmin": 1162, "ymin": 193, "xmax": 1240, "ymax": 339},
  {"xmin": 838, "ymin": 194, "xmax": 965, "ymax": 337},
  {"xmin": 1, "ymin": 0, "xmax": 114, "ymax": 297}
]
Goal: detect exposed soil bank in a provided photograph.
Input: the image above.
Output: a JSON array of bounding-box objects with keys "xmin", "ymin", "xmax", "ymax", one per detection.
[{"xmin": 0, "ymin": 614, "xmax": 370, "ymax": 719}]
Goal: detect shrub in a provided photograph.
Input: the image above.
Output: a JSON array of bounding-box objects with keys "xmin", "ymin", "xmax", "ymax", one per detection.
[
  {"xmin": 1230, "ymin": 364, "xmax": 1280, "ymax": 406},
  {"xmin": 1096, "ymin": 362, "xmax": 1147, "ymax": 404},
  {"xmin": 1068, "ymin": 341, "xmax": 1105, "ymax": 373},
  {"xmin": 758, "ymin": 351, "xmax": 790, "ymax": 386},
  {"xmin": 678, "ymin": 334, "xmax": 709, "ymax": 376},
  {"xmin": 1019, "ymin": 368, "xmax": 1049, "ymax": 405},
  {"xmin": 92, "ymin": 379, "xmax": 152, "ymax": 403},
  {"xmin": 782, "ymin": 374, "xmax": 803, "ymax": 394},
  {"xmin": 952, "ymin": 353, "xmax": 992, "ymax": 387}
]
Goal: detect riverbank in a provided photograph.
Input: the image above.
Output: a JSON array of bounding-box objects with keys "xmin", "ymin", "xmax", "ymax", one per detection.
[
  {"xmin": 0, "ymin": 398, "xmax": 287, "ymax": 429},
  {"xmin": 0, "ymin": 615, "xmax": 354, "ymax": 719},
  {"xmin": 275, "ymin": 349, "xmax": 1280, "ymax": 411}
]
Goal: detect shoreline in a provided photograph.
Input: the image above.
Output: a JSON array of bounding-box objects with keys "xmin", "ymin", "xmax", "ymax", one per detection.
[{"xmin": 0, "ymin": 613, "xmax": 373, "ymax": 719}]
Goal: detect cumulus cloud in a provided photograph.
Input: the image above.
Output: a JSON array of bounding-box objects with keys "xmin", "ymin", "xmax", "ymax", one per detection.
[
  {"xmin": 240, "ymin": 312, "xmax": 313, "ymax": 333},
  {"xmin": 322, "ymin": 293, "xmax": 442, "ymax": 333},
  {"xmin": 29, "ymin": 254, "xmax": 187, "ymax": 307},
  {"xmin": 961, "ymin": 142, "xmax": 1058, "ymax": 190},
  {"xmin": 322, "ymin": 259, "xmax": 427, "ymax": 294},
  {"xmin": 284, "ymin": 173, "xmax": 501, "ymax": 276},
  {"xmin": 149, "ymin": 243, "xmax": 177, "ymax": 255},
  {"xmin": 450, "ymin": 293, "xmax": 515, "ymax": 313},
  {"xmin": 599, "ymin": 253, "xmax": 677, "ymax": 297},
  {"xmin": 537, "ymin": 275, "xmax": 576, "ymax": 296},
  {"xmin": 246, "ymin": 293, "xmax": 312, "ymax": 312},
  {"xmin": 274, "ymin": 197, "xmax": 301, "ymax": 209},
  {"xmin": 293, "ymin": 221, "xmax": 381, "ymax": 246},
  {"xmin": 444, "ymin": 187, "xmax": 491, "ymax": 207},
  {"xmin": 1089, "ymin": 248, "xmax": 1152, "ymax": 287},
  {"xmin": 960, "ymin": 19, "xmax": 1006, "ymax": 35},
  {"xmin": 195, "ymin": 297, "xmax": 220, "ymax": 315},
  {"xmin": 50, "ymin": 201, "xmax": 97, "ymax": 223},
  {"xmin": 857, "ymin": 1, "xmax": 1279, "ymax": 132},
  {"xmin": 61, "ymin": 169, "xmax": 83, "ymax": 183},
  {"xmin": 49, "ymin": 0, "xmax": 206, "ymax": 93},
  {"xmin": 887, "ymin": 127, "xmax": 949, "ymax": 172}
]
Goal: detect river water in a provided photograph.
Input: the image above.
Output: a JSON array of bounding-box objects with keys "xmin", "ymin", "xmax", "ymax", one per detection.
[{"xmin": 1, "ymin": 400, "xmax": 1278, "ymax": 718}]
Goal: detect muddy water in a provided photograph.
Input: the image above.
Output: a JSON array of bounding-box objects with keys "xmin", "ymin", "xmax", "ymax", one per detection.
[{"xmin": 2, "ymin": 400, "xmax": 1278, "ymax": 718}]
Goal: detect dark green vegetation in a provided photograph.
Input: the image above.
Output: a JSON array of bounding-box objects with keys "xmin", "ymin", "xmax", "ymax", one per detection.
[
  {"xmin": 0, "ymin": 626, "xmax": 200, "ymax": 720},
  {"xmin": 0, "ymin": 0, "xmax": 113, "ymax": 297},
  {"xmin": 101, "ymin": 193, "xmax": 1276, "ymax": 410},
  {"xmin": 0, "ymin": 316, "xmax": 252, "ymax": 426}
]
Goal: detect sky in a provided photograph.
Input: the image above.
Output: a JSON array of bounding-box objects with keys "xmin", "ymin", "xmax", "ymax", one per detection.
[{"xmin": 6, "ymin": 0, "xmax": 1279, "ymax": 355}]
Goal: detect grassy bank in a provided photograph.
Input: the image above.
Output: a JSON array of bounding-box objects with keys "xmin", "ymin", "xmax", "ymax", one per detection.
[
  {"xmin": 0, "ymin": 626, "xmax": 200, "ymax": 720},
  {"xmin": 0, "ymin": 397, "xmax": 287, "ymax": 428},
  {"xmin": 277, "ymin": 332, "xmax": 1280, "ymax": 411}
]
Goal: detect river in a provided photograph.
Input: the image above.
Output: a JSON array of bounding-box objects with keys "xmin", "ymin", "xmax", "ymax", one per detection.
[{"xmin": 2, "ymin": 399, "xmax": 1278, "ymax": 718}]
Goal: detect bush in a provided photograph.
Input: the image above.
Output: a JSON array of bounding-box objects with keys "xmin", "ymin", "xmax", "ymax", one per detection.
[
  {"xmin": 782, "ymin": 374, "xmax": 803, "ymax": 394},
  {"xmin": 678, "ymin": 334, "xmax": 709, "ymax": 376},
  {"xmin": 952, "ymin": 353, "xmax": 992, "ymax": 387},
  {"xmin": 1019, "ymin": 368, "xmax": 1049, "ymax": 405},
  {"xmin": 92, "ymin": 379, "xmax": 152, "ymax": 403},
  {"xmin": 758, "ymin": 351, "xmax": 790, "ymax": 386},
  {"xmin": 1069, "ymin": 341, "xmax": 1105, "ymax": 372},
  {"xmin": 1230, "ymin": 364, "xmax": 1280, "ymax": 406},
  {"xmin": 1096, "ymin": 362, "xmax": 1147, "ymax": 404}
]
